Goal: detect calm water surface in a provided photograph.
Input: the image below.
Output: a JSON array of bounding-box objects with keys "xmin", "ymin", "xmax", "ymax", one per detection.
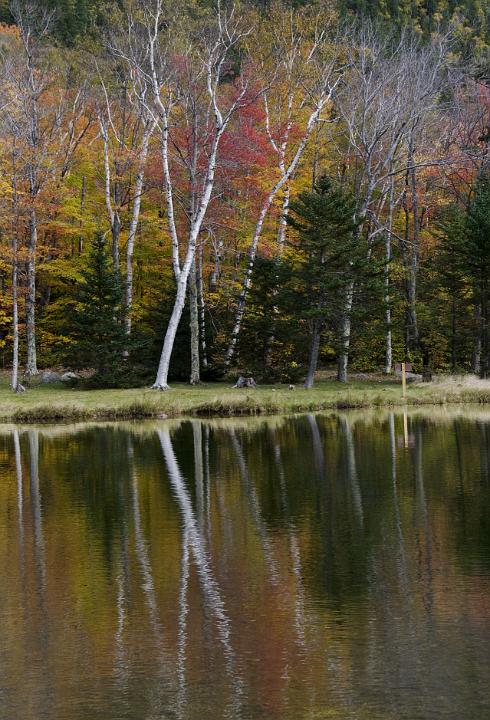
[{"xmin": 1, "ymin": 410, "xmax": 489, "ymax": 720}]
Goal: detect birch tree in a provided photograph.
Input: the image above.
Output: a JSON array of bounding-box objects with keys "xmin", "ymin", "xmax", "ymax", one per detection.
[
  {"xmin": 0, "ymin": 137, "xmax": 24, "ymax": 392},
  {"xmin": 95, "ymin": 46, "xmax": 157, "ymax": 336},
  {"xmin": 0, "ymin": 2, "xmax": 90, "ymax": 379},
  {"xmin": 9, "ymin": 144, "xmax": 21, "ymax": 391},
  {"xmin": 121, "ymin": 0, "xmax": 254, "ymax": 389},
  {"xmin": 335, "ymin": 25, "xmax": 448, "ymax": 378},
  {"xmin": 223, "ymin": 6, "xmax": 345, "ymax": 368},
  {"xmin": 0, "ymin": 2, "xmax": 54, "ymax": 376},
  {"xmin": 397, "ymin": 37, "xmax": 449, "ymax": 359}
]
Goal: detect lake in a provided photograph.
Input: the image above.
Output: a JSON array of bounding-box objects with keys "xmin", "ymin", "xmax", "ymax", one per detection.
[{"xmin": 1, "ymin": 410, "xmax": 489, "ymax": 720}]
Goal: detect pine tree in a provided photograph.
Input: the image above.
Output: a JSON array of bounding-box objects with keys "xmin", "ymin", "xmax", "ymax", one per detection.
[
  {"xmin": 434, "ymin": 205, "xmax": 472, "ymax": 372},
  {"xmin": 0, "ymin": 0, "xmax": 12, "ymax": 23},
  {"xmin": 67, "ymin": 232, "xmax": 128, "ymax": 386},
  {"xmin": 286, "ymin": 175, "xmax": 365, "ymax": 387},
  {"xmin": 464, "ymin": 171, "xmax": 490, "ymax": 378}
]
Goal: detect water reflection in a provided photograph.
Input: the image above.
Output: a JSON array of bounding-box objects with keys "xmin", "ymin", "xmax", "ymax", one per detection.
[{"xmin": 1, "ymin": 410, "xmax": 490, "ymax": 720}]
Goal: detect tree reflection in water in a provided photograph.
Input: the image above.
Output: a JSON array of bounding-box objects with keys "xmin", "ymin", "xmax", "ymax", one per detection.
[{"xmin": 0, "ymin": 411, "xmax": 489, "ymax": 720}]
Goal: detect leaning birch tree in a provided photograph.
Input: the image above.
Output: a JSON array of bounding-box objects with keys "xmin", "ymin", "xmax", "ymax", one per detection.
[
  {"xmin": 122, "ymin": 0, "xmax": 254, "ymax": 389},
  {"xmin": 223, "ymin": 5, "xmax": 345, "ymax": 367}
]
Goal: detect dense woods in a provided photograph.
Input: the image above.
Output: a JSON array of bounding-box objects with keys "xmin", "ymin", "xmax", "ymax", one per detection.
[{"xmin": 0, "ymin": 0, "xmax": 489, "ymax": 390}]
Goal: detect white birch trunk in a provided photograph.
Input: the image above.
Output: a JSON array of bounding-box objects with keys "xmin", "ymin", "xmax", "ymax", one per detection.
[
  {"xmin": 153, "ymin": 164, "xmax": 219, "ymax": 391},
  {"xmin": 12, "ymin": 237, "xmax": 20, "ymax": 392},
  {"xmin": 125, "ymin": 121, "xmax": 155, "ymax": 336},
  {"xmin": 337, "ymin": 280, "xmax": 354, "ymax": 383},
  {"xmin": 153, "ymin": 274, "xmax": 188, "ymax": 389},
  {"xmin": 189, "ymin": 257, "xmax": 200, "ymax": 384},
  {"xmin": 277, "ymin": 184, "xmax": 290, "ymax": 251},
  {"xmin": 404, "ymin": 135, "xmax": 419, "ymax": 353},
  {"xmin": 197, "ymin": 242, "xmax": 208, "ymax": 369},
  {"xmin": 11, "ymin": 168, "xmax": 20, "ymax": 391},
  {"xmin": 152, "ymin": 90, "xmax": 230, "ymax": 388},
  {"xmin": 224, "ymin": 98, "xmax": 330, "ymax": 367},
  {"xmin": 25, "ymin": 208, "xmax": 38, "ymax": 376},
  {"xmin": 99, "ymin": 114, "xmax": 121, "ymax": 271},
  {"xmin": 146, "ymin": 3, "xmax": 256, "ymax": 388},
  {"xmin": 384, "ymin": 179, "xmax": 395, "ymax": 374}
]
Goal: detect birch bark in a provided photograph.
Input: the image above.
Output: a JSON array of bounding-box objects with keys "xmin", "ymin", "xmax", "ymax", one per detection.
[
  {"xmin": 224, "ymin": 87, "xmax": 339, "ymax": 367},
  {"xmin": 139, "ymin": 3, "xmax": 253, "ymax": 389},
  {"xmin": 125, "ymin": 117, "xmax": 157, "ymax": 335}
]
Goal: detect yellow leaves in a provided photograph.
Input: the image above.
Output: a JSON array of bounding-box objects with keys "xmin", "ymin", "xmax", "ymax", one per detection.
[
  {"xmin": 0, "ymin": 176, "xmax": 13, "ymax": 197},
  {"xmin": 0, "ymin": 294, "xmax": 13, "ymax": 348},
  {"xmin": 38, "ymin": 257, "xmax": 84, "ymax": 285}
]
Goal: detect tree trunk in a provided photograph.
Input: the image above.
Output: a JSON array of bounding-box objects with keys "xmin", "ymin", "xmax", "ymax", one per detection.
[
  {"xmin": 264, "ymin": 186, "xmax": 291, "ymax": 368},
  {"xmin": 197, "ymin": 242, "xmax": 208, "ymax": 369},
  {"xmin": 79, "ymin": 174, "xmax": 86, "ymax": 256},
  {"xmin": 385, "ymin": 301, "xmax": 393, "ymax": 375},
  {"xmin": 481, "ymin": 285, "xmax": 488, "ymax": 379},
  {"xmin": 277, "ymin": 185, "xmax": 290, "ymax": 251},
  {"xmin": 153, "ymin": 270, "xmax": 190, "ymax": 390},
  {"xmin": 384, "ymin": 179, "xmax": 394, "ymax": 374},
  {"xmin": 224, "ymin": 195, "xmax": 277, "ymax": 367},
  {"xmin": 471, "ymin": 304, "xmax": 482, "ymax": 374},
  {"xmin": 224, "ymin": 97, "xmax": 332, "ymax": 368},
  {"xmin": 451, "ymin": 296, "xmax": 457, "ymax": 373},
  {"xmin": 337, "ymin": 280, "xmax": 354, "ymax": 383},
  {"xmin": 125, "ymin": 124, "xmax": 153, "ymax": 336},
  {"xmin": 11, "ymin": 167, "xmax": 20, "ymax": 392},
  {"xmin": 100, "ymin": 115, "xmax": 121, "ymax": 273},
  {"xmin": 304, "ymin": 319, "xmax": 322, "ymax": 389},
  {"xmin": 125, "ymin": 175, "xmax": 145, "ymax": 334},
  {"xmin": 405, "ymin": 136, "xmax": 419, "ymax": 353},
  {"xmin": 112, "ymin": 211, "xmax": 121, "ymax": 272},
  {"xmin": 25, "ymin": 208, "xmax": 38, "ymax": 376},
  {"xmin": 12, "ymin": 235, "xmax": 19, "ymax": 392},
  {"xmin": 189, "ymin": 257, "xmax": 200, "ymax": 384}
]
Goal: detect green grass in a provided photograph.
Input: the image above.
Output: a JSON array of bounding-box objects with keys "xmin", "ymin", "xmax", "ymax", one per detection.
[{"xmin": 1, "ymin": 372, "xmax": 490, "ymax": 422}]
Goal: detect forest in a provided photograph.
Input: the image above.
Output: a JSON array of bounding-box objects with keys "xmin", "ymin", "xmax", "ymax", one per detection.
[{"xmin": 0, "ymin": 0, "xmax": 489, "ymax": 391}]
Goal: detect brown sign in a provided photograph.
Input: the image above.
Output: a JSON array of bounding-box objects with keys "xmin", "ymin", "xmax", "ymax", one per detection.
[{"xmin": 395, "ymin": 362, "xmax": 413, "ymax": 373}]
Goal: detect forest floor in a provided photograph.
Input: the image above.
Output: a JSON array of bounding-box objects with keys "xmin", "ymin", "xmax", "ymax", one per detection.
[{"xmin": 0, "ymin": 372, "xmax": 490, "ymax": 422}]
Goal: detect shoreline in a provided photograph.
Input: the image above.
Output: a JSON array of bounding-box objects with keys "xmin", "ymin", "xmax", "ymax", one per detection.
[{"xmin": 1, "ymin": 377, "xmax": 490, "ymax": 423}]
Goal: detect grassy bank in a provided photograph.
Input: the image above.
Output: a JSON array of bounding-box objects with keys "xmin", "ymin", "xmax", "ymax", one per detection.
[{"xmin": 1, "ymin": 373, "xmax": 490, "ymax": 422}]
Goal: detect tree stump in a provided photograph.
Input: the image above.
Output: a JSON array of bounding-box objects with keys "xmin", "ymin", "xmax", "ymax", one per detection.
[{"xmin": 233, "ymin": 376, "xmax": 257, "ymax": 388}]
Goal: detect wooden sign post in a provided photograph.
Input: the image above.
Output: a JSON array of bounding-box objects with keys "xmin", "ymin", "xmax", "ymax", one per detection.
[{"xmin": 401, "ymin": 362, "xmax": 407, "ymax": 400}]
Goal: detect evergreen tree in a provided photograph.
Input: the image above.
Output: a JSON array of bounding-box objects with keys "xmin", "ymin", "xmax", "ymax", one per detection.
[
  {"xmin": 464, "ymin": 171, "xmax": 490, "ymax": 378},
  {"xmin": 433, "ymin": 205, "xmax": 473, "ymax": 372},
  {"xmin": 67, "ymin": 232, "xmax": 129, "ymax": 387},
  {"xmin": 286, "ymin": 175, "xmax": 366, "ymax": 387},
  {"xmin": 235, "ymin": 255, "xmax": 305, "ymax": 382},
  {"xmin": 0, "ymin": 0, "xmax": 12, "ymax": 23}
]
